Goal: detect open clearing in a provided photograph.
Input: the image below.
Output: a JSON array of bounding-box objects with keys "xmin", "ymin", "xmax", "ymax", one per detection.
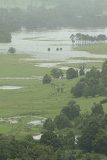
[{"xmin": 0, "ymin": 54, "xmax": 107, "ymax": 137}]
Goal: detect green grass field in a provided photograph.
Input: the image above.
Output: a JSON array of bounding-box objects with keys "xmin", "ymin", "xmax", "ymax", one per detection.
[
  {"xmin": 74, "ymin": 43, "xmax": 107, "ymax": 55},
  {"xmin": 0, "ymin": 54, "xmax": 50, "ymax": 77},
  {"xmin": 0, "ymin": 54, "xmax": 106, "ymax": 137}
]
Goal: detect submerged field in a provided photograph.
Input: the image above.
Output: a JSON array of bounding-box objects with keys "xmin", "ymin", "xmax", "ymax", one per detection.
[{"xmin": 0, "ymin": 54, "xmax": 107, "ymax": 137}]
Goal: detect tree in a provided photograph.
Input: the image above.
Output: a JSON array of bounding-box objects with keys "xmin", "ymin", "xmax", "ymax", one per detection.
[
  {"xmin": 54, "ymin": 114, "xmax": 71, "ymax": 129},
  {"xmin": 72, "ymin": 66, "xmax": 103, "ymax": 97},
  {"xmin": 102, "ymin": 60, "xmax": 107, "ymax": 86},
  {"xmin": 78, "ymin": 117, "xmax": 104, "ymax": 152},
  {"xmin": 51, "ymin": 68, "xmax": 63, "ymax": 79},
  {"xmin": 42, "ymin": 74, "xmax": 52, "ymax": 84},
  {"xmin": 93, "ymin": 129, "xmax": 107, "ymax": 154},
  {"xmin": 70, "ymin": 34, "xmax": 75, "ymax": 44},
  {"xmin": 96, "ymin": 34, "xmax": 107, "ymax": 42},
  {"xmin": 40, "ymin": 131, "xmax": 61, "ymax": 149},
  {"xmin": 8, "ymin": 47, "xmax": 16, "ymax": 54},
  {"xmin": 62, "ymin": 101, "xmax": 80, "ymax": 120},
  {"xmin": 43, "ymin": 118, "xmax": 55, "ymax": 131},
  {"xmin": 62, "ymin": 130, "xmax": 75, "ymax": 150},
  {"xmin": 71, "ymin": 81, "xmax": 88, "ymax": 97},
  {"xmin": 79, "ymin": 65, "xmax": 85, "ymax": 76},
  {"xmin": 86, "ymin": 67, "xmax": 101, "ymax": 81},
  {"xmin": 55, "ymin": 150, "xmax": 76, "ymax": 160},
  {"xmin": 66, "ymin": 68, "xmax": 78, "ymax": 80},
  {"xmin": 91, "ymin": 103, "xmax": 104, "ymax": 115}
]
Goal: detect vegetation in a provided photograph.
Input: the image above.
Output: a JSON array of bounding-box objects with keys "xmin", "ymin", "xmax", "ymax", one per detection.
[
  {"xmin": 1, "ymin": 1, "xmax": 107, "ymax": 159},
  {"xmin": 71, "ymin": 33, "xmax": 107, "ymax": 45},
  {"xmin": 42, "ymin": 74, "xmax": 52, "ymax": 84},
  {"xmin": 79, "ymin": 65, "xmax": 85, "ymax": 76},
  {"xmin": 51, "ymin": 68, "xmax": 63, "ymax": 79},
  {"xmin": 72, "ymin": 62, "xmax": 107, "ymax": 97},
  {"xmin": 74, "ymin": 43, "xmax": 107, "ymax": 54},
  {"xmin": 0, "ymin": 0, "xmax": 107, "ymax": 32},
  {"xmin": 0, "ymin": 55, "xmax": 106, "ymax": 136},
  {"xmin": 8, "ymin": 47, "xmax": 16, "ymax": 54},
  {"xmin": 66, "ymin": 68, "xmax": 78, "ymax": 80},
  {"xmin": 0, "ymin": 100, "xmax": 107, "ymax": 159},
  {"xmin": 0, "ymin": 55, "xmax": 106, "ymax": 158}
]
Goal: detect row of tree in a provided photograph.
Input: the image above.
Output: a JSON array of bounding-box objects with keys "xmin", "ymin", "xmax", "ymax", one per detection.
[
  {"xmin": 43, "ymin": 67, "xmax": 85, "ymax": 84},
  {"xmin": 70, "ymin": 33, "xmax": 107, "ymax": 46}
]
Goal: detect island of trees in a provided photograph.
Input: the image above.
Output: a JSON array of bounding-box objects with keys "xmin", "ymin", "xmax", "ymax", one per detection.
[{"xmin": 70, "ymin": 33, "xmax": 107, "ymax": 46}]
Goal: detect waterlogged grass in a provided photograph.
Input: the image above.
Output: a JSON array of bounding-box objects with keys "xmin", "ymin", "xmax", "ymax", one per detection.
[
  {"xmin": 0, "ymin": 78, "xmax": 78, "ymax": 117},
  {"xmin": 0, "ymin": 54, "xmax": 106, "ymax": 136},
  {"xmin": 0, "ymin": 54, "xmax": 50, "ymax": 77},
  {"xmin": 0, "ymin": 78, "xmax": 106, "ymax": 136},
  {"xmin": 58, "ymin": 62, "xmax": 103, "ymax": 69},
  {"xmin": 74, "ymin": 43, "xmax": 107, "ymax": 54}
]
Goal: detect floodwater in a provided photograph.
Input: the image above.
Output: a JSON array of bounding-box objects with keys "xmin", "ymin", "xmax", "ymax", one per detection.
[
  {"xmin": 34, "ymin": 59, "xmax": 104, "ymax": 69},
  {"xmin": 33, "ymin": 134, "xmax": 43, "ymax": 140},
  {"xmin": 0, "ymin": 28, "xmax": 107, "ymax": 61},
  {"xmin": 0, "ymin": 115, "xmax": 46, "ymax": 125},
  {"xmin": 0, "ymin": 86, "xmax": 23, "ymax": 90}
]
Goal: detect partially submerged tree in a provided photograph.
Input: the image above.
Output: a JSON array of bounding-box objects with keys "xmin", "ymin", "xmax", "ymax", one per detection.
[{"xmin": 8, "ymin": 47, "xmax": 16, "ymax": 54}]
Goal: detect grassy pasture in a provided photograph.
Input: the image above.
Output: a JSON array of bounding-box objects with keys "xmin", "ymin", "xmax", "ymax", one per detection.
[
  {"xmin": 0, "ymin": 54, "xmax": 50, "ymax": 77},
  {"xmin": 74, "ymin": 43, "xmax": 107, "ymax": 55},
  {"xmin": 0, "ymin": 54, "xmax": 106, "ymax": 136}
]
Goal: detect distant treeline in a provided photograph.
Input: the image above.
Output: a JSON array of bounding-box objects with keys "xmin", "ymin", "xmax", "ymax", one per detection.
[
  {"xmin": 0, "ymin": 31, "xmax": 11, "ymax": 43},
  {"xmin": 0, "ymin": 0, "xmax": 107, "ymax": 32}
]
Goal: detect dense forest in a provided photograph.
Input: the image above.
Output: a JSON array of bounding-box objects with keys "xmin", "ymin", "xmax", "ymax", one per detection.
[{"xmin": 0, "ymin": 0, "xmax": 107, "ymax": 32}]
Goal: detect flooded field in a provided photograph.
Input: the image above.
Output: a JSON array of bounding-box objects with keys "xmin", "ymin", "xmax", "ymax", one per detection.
[
  {"xmin": 0, "ymin": 28, "xmax": 107, "ymax": 61},
  {"xmin": 0, "ymin": 86, "xmax": 23, "ymax": 90}
]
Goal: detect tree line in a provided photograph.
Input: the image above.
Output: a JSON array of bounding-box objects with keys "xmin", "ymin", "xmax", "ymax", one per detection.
[
  {"xmin": 70, "ymin": 33, "xmax": 107, "ymax": 46},
  {"xmin": 0, "ymin": 0, "xmax": 107, "ymax": 32},
  {"xmin": 43, "ymin": 67, "xmax": 85, "ymax": 84}
]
